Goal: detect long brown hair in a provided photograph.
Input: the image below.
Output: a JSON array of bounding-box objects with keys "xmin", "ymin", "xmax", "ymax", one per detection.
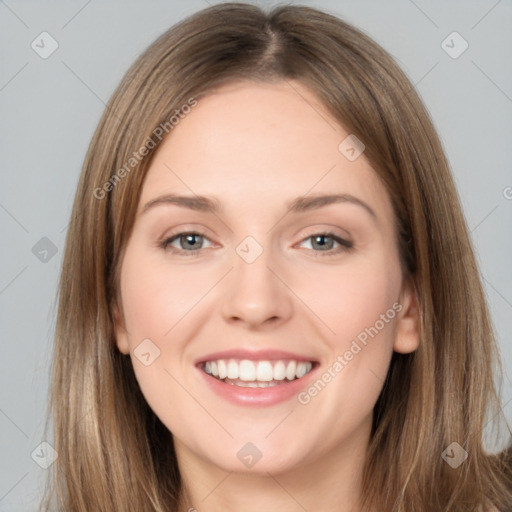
[{"xmin": 42, "ymin": 3, "xmax": 512, "ymax": 511}]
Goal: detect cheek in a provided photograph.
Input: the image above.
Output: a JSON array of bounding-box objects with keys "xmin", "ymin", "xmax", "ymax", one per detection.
[
  {"xmin": 295, "ymin": 252, "xmax": 401, "ymax": 406},
  {"xmin": 118, "ymin": 245, "xmax": 227, "ymax": 412},
  {"xmin": 118, "ymin": 246, "xmax": 213, "ymax": 427},
  {"xmin": 120, "ymin": 247, "xmax": 218, "ymax": 342},
  {"xmin": 292, "ymin": 261, "xmax": 400, "ymax": 436},
  {"xmin": 296, "ymin": 255, "xmax": 401, "ymax": 348}
]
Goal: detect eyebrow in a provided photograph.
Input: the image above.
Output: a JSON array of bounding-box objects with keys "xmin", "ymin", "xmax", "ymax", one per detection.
[{"xmin": 140, "ymin": 193, "xmax": 377, "ymax": 219}]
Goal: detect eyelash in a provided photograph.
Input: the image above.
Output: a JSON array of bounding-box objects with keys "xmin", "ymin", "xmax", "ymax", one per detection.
[{"xmin": 158, "ymin": 230, "xmax": 354, "ymax": 258}]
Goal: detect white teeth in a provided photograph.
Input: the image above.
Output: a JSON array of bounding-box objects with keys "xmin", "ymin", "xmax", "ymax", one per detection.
[
  {"xmin": 227, "ymin": 360, "xmax": 239, "ymax": 379},
  {"xmin": 273, "ymin": 361, "xmax": 286, "ymax": 380},
  {"xmin": 285, "ymin": 360, "xmax": 296, "ymax": 380},
  {"xmin": 228, "ymin": 380, "xmax": 279, "ymax": 388},
  {"xmin": 217, "ymin": 360, "xmax": 227, "ymax": 379},
  {"xmin": 296, "ymin": 362, "xmax": 307, "ymax": 378},
  {"xmin": 239, "ymin": 359, "xmax": 256, "ymax": 381},
  {"xmin": 202, "ymin": 358, "xmax": 314, "ymax": 383},
  {"xmin": 256, "ymin": 361, "xmax": 274, "ymax": 381}
]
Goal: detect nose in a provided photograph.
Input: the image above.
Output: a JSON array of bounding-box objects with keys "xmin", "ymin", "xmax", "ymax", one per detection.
[{"xmin": 220, "ymin": 242, "xmax": 294, "ymax": 329}]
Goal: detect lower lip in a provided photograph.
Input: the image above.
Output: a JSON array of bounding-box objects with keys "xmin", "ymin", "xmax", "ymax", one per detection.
[{"xmin": 196, "ymin": 365, "xmax": 317, "ymax": 406}]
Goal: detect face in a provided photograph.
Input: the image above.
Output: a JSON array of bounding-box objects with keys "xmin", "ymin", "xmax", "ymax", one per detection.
[{"xmin": 114, "ymin": 80, "xmax": 419, "ymax": 475}]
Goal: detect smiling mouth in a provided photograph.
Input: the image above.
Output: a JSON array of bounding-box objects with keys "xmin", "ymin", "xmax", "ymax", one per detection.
[{"xmin": 201, "ymin": 358, "xmax": 315, "ymax": 388}]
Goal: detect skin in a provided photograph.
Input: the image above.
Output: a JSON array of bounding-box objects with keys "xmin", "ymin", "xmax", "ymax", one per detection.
[{"xmin": 114, "ymin": 80, "xmax": 420, "ymax": 512}]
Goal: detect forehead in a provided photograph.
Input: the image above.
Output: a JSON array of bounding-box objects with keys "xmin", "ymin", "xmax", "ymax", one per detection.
[{"xmin": 139, "ymin": 80, "xmax": 392, "ymax": 222}]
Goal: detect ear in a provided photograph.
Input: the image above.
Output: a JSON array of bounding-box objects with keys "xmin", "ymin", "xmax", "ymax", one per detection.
[
  {"xmin": 393, "ymin": 277, "xmax": 420, "ymax": 354},
  {"xmin": 113, "ymin": 303, "xmax": 130, "ymax": 355}
]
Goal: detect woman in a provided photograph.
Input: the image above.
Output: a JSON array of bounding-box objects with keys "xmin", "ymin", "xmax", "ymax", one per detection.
[{"xmin": 42, "ymin": 3, "xmax": 512, "ymax": 511}]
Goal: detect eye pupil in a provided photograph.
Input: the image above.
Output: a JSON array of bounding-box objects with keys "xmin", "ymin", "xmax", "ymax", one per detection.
[
  {"xmin": 312, "ymin": 235, "xmax": 333, "ymax": 250},
  {"xmin": 182, "ymin": 234, "xmax": 202, "ymax": 250}
]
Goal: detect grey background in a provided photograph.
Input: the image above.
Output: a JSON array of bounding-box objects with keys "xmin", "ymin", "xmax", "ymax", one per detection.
[{"xmin": 1, "ymin": 0, "xmax": 511, "ymax": 509}]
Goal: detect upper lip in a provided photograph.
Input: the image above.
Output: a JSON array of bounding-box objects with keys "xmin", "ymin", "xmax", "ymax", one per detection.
[{"xmin": 195, "ymin": 349, "xmax": 318, "ymax": 366}]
